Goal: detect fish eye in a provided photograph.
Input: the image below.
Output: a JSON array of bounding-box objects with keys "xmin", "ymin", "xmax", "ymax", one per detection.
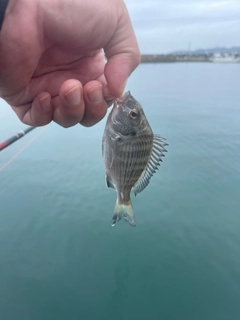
[{"xmin": 129, "ymin": 109, "xmax": 139, "ymax": 119}]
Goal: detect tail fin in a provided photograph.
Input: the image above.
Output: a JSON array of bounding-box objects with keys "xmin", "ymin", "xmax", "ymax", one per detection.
[{"xmin": 111, "ymin": 200, "xmax": 136, "ymax": 227}]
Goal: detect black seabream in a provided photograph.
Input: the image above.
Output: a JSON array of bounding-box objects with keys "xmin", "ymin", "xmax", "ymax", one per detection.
[{"xmin": 102, "ymin": 92, "xmax": 167, "ymax": 227}]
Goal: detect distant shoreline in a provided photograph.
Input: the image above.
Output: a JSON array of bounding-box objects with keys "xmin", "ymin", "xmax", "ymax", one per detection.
[{"xmin": 141, "ymin": 54, "xmax": 240, "ymax": 64}]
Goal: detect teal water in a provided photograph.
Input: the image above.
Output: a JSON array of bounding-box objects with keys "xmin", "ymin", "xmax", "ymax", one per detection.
[{"xmin": 0, "ymin": 63, "xmax": 240, "ymax": 320}]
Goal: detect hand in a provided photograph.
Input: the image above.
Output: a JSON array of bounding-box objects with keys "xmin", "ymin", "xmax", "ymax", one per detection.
[{"xmin": 0, "ymin": 0, "xmax": 140, "ymax": 127}]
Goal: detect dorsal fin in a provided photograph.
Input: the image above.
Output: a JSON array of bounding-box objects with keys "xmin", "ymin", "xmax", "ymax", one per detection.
[{"xmin": 133, "ymin": 135, "xmax": 168, "ymax": 196}]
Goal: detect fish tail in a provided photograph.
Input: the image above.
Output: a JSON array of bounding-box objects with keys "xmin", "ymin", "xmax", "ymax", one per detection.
[{"xmin": 112, "ymin": 200, "xmax": 136, "ymax": 227}]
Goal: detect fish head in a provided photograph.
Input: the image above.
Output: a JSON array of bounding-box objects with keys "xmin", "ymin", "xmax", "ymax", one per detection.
[{"xmin": 110, "ymin": 91, "xmax": 150, "ymax": 136}]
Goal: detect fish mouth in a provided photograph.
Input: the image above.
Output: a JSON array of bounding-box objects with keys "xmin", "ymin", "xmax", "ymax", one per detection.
[{"xmin": 115, "ymin": 91, "xmax": 131, "ymax": 109}]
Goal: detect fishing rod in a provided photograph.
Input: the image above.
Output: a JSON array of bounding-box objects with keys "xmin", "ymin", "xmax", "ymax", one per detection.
[{"xmin": 0, "ymin": 126, "xmax": 36, "ymax": 151}]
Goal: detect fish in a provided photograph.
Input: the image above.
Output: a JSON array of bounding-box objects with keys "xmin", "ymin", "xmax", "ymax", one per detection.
[{"xmin": 102, "ymin": 91, "xmax": 167, "ymax": 227}]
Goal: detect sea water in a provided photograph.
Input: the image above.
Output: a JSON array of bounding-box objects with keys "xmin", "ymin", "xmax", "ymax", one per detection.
[{"xmin": 0, "ymin": 63, "xmax": 240, "ymax": 320}]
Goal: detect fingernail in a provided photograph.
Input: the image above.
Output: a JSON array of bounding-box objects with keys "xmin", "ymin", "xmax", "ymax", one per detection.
[
  {"xmin": 39, "ymin": 95, "xmax": 50, "ymax": 112},
  {"xmin": 87, "ymin": 86, "xmax": 102, "ymax": 104},
  {"xmin": 65, "ymin": 85, "xmax": 81, "ymax": 106}
]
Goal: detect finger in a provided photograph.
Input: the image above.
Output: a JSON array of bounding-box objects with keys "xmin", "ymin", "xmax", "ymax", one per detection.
[
  {"xmin": 94, "ymin": 73, "xmax": 114, "ymax": 107},
  {"xmin": 53, "ymin": 79, "xmax": 85, "ymax": 128},
  {"xmin": 11, "ymin": 92, "xmax": 53, "ymax": 126},
  {"xmin": 81, "ymin": 81, "xmax": 108, "ymax": 127},
  {"xmin": 103, "ymin": 2, "xmax": 141, "ymax": 98}
]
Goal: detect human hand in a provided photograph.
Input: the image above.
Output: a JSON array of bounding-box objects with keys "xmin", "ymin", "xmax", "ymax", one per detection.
[{"xmin": 0, "ymin": 0, "xmax": 140, "ymax": 127}]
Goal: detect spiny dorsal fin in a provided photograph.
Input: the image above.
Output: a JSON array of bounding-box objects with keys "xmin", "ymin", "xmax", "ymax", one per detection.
[{"xmin": 133, "ymin": 134, "xmax": 168, "ymax": 196}]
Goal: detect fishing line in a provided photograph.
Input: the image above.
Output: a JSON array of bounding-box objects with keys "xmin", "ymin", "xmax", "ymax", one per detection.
[{"xmin": 0, "ymin": 127, "xmax": 46, "ymax": 172}]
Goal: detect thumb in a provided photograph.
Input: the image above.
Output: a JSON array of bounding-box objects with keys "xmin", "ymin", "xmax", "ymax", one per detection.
[{"xmin": 103, "ymin": 4, "xmax": 140, "ymax": 99}]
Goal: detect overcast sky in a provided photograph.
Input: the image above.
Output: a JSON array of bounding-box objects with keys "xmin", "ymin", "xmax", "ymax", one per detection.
[{"xmin": 124, "ymin": 0, "xmax": 240, "ymax": 53}]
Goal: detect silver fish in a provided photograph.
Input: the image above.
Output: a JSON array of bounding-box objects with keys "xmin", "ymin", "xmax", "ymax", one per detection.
[{"xmin": 102, "ymin": 91, "xmax": 167, "ymax": 227}]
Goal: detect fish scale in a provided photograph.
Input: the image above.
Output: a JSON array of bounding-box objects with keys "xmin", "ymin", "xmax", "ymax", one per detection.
[{"xmin": 118, "ymin": 137, "xmax": 151, "ymax": 189}]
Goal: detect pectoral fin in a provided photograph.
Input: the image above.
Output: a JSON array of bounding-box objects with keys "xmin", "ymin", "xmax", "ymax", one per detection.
[{"xmin": 105, "ymin": 175, "xmax": 115, "ymax": 189}]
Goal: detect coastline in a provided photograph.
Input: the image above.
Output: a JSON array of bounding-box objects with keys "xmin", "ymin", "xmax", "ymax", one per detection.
[{"xmin": 141, "ymin": 54, "xmax": 240, "ymax": 63}]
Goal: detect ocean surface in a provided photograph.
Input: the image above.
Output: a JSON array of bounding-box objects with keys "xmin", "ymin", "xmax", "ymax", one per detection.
[{"xmin": 0, "ymin": 63, "xmax": 240, "ymax": 320}]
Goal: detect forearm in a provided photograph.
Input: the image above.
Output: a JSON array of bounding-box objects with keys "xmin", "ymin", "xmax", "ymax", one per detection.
[{"xmin": 0, "ymin": 0, "xmax": 8, "ymax": 29}]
